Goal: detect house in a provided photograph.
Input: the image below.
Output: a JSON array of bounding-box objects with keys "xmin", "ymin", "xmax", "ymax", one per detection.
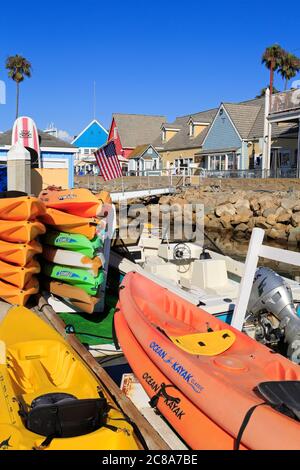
[
  {"xmin": 152, "ymin": 109, "xmax": 217, "ymax": 173},
  {"xmin": 197, "ymin": 96, "xmax": 298, "ymax": 174},
  {"xmin": 0, "ymin": 129, "xmax": 77, "ymax": 191},
  {"xmin": 72, "ymin": 119, "xmax": 108, "ymax": 174},
  {"xmin": 127, "ymin": 144, "xmax": 162, "ymax": 175},
  {"xmin": 151, "ymin": 95, "xmax": 298, "ymax": 176},
  {"xmin": 108, "ymin": 113, "xmax": 166, "ymax": 160}
]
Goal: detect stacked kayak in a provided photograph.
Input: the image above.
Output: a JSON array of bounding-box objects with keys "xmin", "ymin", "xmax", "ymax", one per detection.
[
  {"xmin": 39, "ymin": 188, "xmax": 107, "ymax": 314},
  {"xmin": 115, "ymin": 272, "xmax": 300, "ymax": 450},
  {"xmin": 0, "ymin": 305, "xmax": 140, "ymax": 450},
  {"xmin": 0, "ymin": 195, "xmax": 46, "ymax": 305}
]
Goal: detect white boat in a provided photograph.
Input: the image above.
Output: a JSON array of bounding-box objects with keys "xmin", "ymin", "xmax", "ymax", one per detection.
[{"xmin": 110, "ymin": 228, "xmax": 300, "ymax": 320}]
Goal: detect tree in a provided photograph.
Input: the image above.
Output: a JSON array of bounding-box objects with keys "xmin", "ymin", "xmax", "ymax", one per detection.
[
  {"xmin": 278, "ymin": 52, "xmax": 300, "ymax": 90},
  {"xmin": 6, "ymin": 54, "xmax": 32, "ymax": 118},
  {"xmin": 256, "ymin": 86, "xmax": 279, "ymax": 98},
  {"xmin": 262, "ymin": 44, "xmax": 285, "ymax": 97}
]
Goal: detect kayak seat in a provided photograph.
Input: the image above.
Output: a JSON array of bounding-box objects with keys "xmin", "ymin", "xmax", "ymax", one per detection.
[
  {"xmin": 169, "ymin": 329, "xmax": 236, "ymax": 356},
  {"xmin": 24, "ymin": 392, "xmax": 109, "ymax": 438},
  {"xmin": 257, "ymin": 381, "xmax": 300, "ymax": 420}
]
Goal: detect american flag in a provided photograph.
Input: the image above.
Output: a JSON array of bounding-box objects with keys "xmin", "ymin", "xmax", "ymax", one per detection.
[{"xmin": 94, "ymin": 141, "xmax": 122, "ymax": 181}]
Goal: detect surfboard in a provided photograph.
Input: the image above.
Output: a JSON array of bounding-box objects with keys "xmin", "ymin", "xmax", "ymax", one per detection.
[
  {"xmin": 43, "ymin": 246, "xmax": 103, "ymax": 276},
  {"xmin": 12, "ymin": 116, "xmax": 40, "ymax": 157}
]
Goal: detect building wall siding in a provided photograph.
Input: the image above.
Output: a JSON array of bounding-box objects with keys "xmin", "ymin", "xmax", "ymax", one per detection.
[
  {"xmin": 203, "ymin": 110, "xmax": 242, "ymax": 150},
  {"xmin": 73, "ymin": 122, "xmax": 108, "ymax": 148}
]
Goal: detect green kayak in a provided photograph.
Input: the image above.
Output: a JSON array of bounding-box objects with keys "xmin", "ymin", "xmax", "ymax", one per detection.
[
  {"xmin": 43, "ymin": 263, "xmax": 105, "ymax": 295},
  {"xmin": 43, "ymin": 231, "xmax": 103, "ymax": 258}
]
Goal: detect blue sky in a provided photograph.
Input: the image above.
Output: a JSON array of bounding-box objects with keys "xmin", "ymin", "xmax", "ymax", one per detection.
[{"xmin": 0, "ymin": 0, "xmax": 299, "ymax": 139}]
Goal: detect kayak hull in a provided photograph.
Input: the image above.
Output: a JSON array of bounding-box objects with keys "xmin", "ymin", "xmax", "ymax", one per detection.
[
  {"xmin": 39, "ymin": 188, "xmax": 102, "ymax": 218},
  {"xmin": 40, "ymin": 208, "xmax": 97, "ymax": 240},
  {"xmin": 43, "ymin": 246, "xmax": 102, "ymax": 275},
  {"xmin": 43, "ymin": 280, "xmax": 100, "ymax": 314},
  {"xmin": 0, "ymin": 277, "xmax": 39, "ymax": 306},
  {"xmin": 0, "ymin": 220, "xmax": 46, "ymax": 243},
  {"xmin": 0, "ymin": 258, "xmax": 40, "ymax": 288},
  {"xmin": 115, "ymin": 310, "xmax": 246, "ymax": 450},
  {"xmin": 43, "ymin": 263, "xmax": 104, "ymax": 295},
  {"xmin": 118, "ymin": 272, "xmax": 300, "ymax": 450},
  {"xmin": 0, "ymin": 196, "xmax": 46, "ymax": 221},
  {"xmin": 0, "ymin": 240, "xmax": 42, "ymax": 266},
  {"xmin": 43, "ymin": 231, "xmax": 103, "ymax": 258}
]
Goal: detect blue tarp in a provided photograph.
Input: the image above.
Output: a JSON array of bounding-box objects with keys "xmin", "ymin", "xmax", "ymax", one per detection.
[{"xmin": 0, "ymin": 165, "xmax": 7, "ymax": 192}]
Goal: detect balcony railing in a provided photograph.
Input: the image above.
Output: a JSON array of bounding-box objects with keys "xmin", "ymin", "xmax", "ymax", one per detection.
[{"xmin": 270, "ymin": 89, "xmax": 300, "ymax": 114}]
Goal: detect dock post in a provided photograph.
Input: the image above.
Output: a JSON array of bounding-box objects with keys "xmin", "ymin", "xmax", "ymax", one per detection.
[{"xmin": 7, "ymin": 142, "xmax": 31, "ymax": 194}]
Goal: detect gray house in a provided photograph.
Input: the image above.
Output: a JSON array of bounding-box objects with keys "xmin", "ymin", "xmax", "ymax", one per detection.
[{"xmin": 127, "ymin": 144, "xmax": 162, "ymax": 175}]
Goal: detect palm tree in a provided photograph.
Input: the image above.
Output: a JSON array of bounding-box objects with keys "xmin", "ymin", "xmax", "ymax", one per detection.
[
  {"xmin": 262, "ymin": 44, "xmax": 285, "ymax": 97},
  {"xmin": 256, "ymin": 86, "xmax": 279, "ymax": 98},
  {"xmin": 6, "ymin": 55, "xmax": 32, "ymax": 118},
  {"xmin": 278, "ymin": 52, "xmax": 300, "ymax": 90}
]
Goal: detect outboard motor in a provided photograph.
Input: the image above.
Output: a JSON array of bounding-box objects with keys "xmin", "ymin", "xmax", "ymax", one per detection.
[{"xmin": 247, "ymin": 267, "xmax": 300, "ymax": 364}]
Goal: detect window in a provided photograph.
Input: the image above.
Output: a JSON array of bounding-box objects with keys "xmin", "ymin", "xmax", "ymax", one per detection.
[
  {"xmin": 189, "ymin": 122, "xmax": 194, "ymax": 137},
  {"xmin": 84, "ymin": 149, "xmax": 90, "ymax": 155},
  {"xmin": 148, "ymin": 147, "xmax": 153, "ymax": 155},
  {"xmin": 162, "ymin": 129, "xmax": 166, "ymax": 142}
]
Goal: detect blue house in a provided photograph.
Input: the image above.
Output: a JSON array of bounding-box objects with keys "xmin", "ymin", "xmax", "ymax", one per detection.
[
  {"xmin": 72, "ymin": 119, "xmax": 108, "ymax": 174},
  {"xmin": 196, "ymin": 99, "xmax": 263, "ymax": 172}
]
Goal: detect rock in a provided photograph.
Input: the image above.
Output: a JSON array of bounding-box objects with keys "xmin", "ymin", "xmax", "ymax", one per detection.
[
  {"xmin": 292, "ymin": 213, "xmax": 300, "ymax": 227},
  {"xmin": 250, "ymin": 198, "xmax": 260, "ymax": 212},
  {"xmin": 255, "ymin": 216, "xmax": 270, "ymax": 229},
  {"xmin": 234, "ymin": 223, "xmax": 249, "ymax": 232},
  {"xmin": 275, "ymin": 206, "xmax": 286, "ymax": 217},
  {"xmin": 234, "ymin": 198, "xmax": 250, "ymax": 210},
  {"xmin": 266, "ymin": 228, "xmax": 288, "ymax": 241},
  {"xmin": 215, "ymin": 203, "xmax": 236, "ymax": 217},
  {"xmin": 205, "ymin": 216, "xmax": 222, "ymax": 230},
  {"xmin": 231, "ymin": 209, "xmax": 252, "ymax": 225},
  {"xmin": 219, "ymin": 213, "xmax": 232, "ymax": 229},
  {"xmin": 277, "ymin": 211, "xmax": 292, "ymax": 224},
  {"xmin": 266, "ymin": 214, "xmax": 277, "ymax": 226},
  {"xmin": 293, "ymin": 204, "xmax": 300, "ymax": 212},
  {"xmin": 288, "ymin": 227, "xmax": 300, "ymax": 244},
  {"xmin": 274, "ymin": 223, "xmax": 288, "ymax": 232},
  {"xmin": 281, "ymin": 198, "xmax": 297, "ymax": 211},
  {"xmin": 263, "ymin": 207, "xmax": 278, "ymax": 218}
]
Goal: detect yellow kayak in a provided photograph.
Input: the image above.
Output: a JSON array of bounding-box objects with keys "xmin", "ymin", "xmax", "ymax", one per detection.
[{"xmin": 0, "ymin": 306, "xmax": 140, "ymax": 450}]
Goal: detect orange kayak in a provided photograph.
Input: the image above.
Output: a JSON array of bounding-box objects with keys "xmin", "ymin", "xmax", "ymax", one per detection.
[
  {"xmin": 0, "ymin": 276, "xmax": 39, "ymax": 306},
  {"xmin": 115, "ymin": 311, "xmax": 247, "ymax": 450},
  {"xmin": 43, "ymin": 280, "xmax": 100, "ymax": 314},
  {"xmin": 39, "ymin": 188, "xmax": 102, "ymax": 218},
  {"xmin": 0, "ymin": 258, "xmax": 40, "ymax": 288},
  {"xmin": 96, "ymin": 191, "xmax": 112, "ymax": 206},
  {"xmin": 117, "ymin": 272, "xmax": 300, "ymax": 450},
  {"xmin": 0, "ymin": 240, "xmax": 42, "ymax": 266},
  {"xmin": 0, "ymin": 196, "xmax": 46, "ymax": 221},
  {"xmin": 39, "ymin": 208, "xmax": 97, "ymax": 240},
  {"xmin": 0, "ymin": 220, "xmax": 46, "ymax": 243}
]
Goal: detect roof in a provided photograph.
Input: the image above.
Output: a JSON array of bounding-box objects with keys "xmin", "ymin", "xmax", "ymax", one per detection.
[
  {"xmin": 0, "ymin": 129, "xmax": 76, "ymax": 149},
  {"xmin": 112, "ymin": 113, "xmax": 166, "ymax": 149},
  {"xmin": 72, "ymin": 119, "xmax": 108, "ymax": 148},
  {"xmin": 222, "ymin": 103, "xmax": 261, "ymax": 139},
  {"xmin": 196, "ymin": 146, "xmax": 239, "ymax": 155},
  {"xmin": 152, "ymin": 108, "xmax": 217, "ymax": 151},
  {"xmin": 128, "ymin": 144, "xmax": 160, "ymax": 159}
]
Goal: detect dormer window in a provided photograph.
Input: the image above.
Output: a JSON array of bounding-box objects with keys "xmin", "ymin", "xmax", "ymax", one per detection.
[{"xmin": 162, "ymin": 128, "xmax": 166, "ymax": 142}]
